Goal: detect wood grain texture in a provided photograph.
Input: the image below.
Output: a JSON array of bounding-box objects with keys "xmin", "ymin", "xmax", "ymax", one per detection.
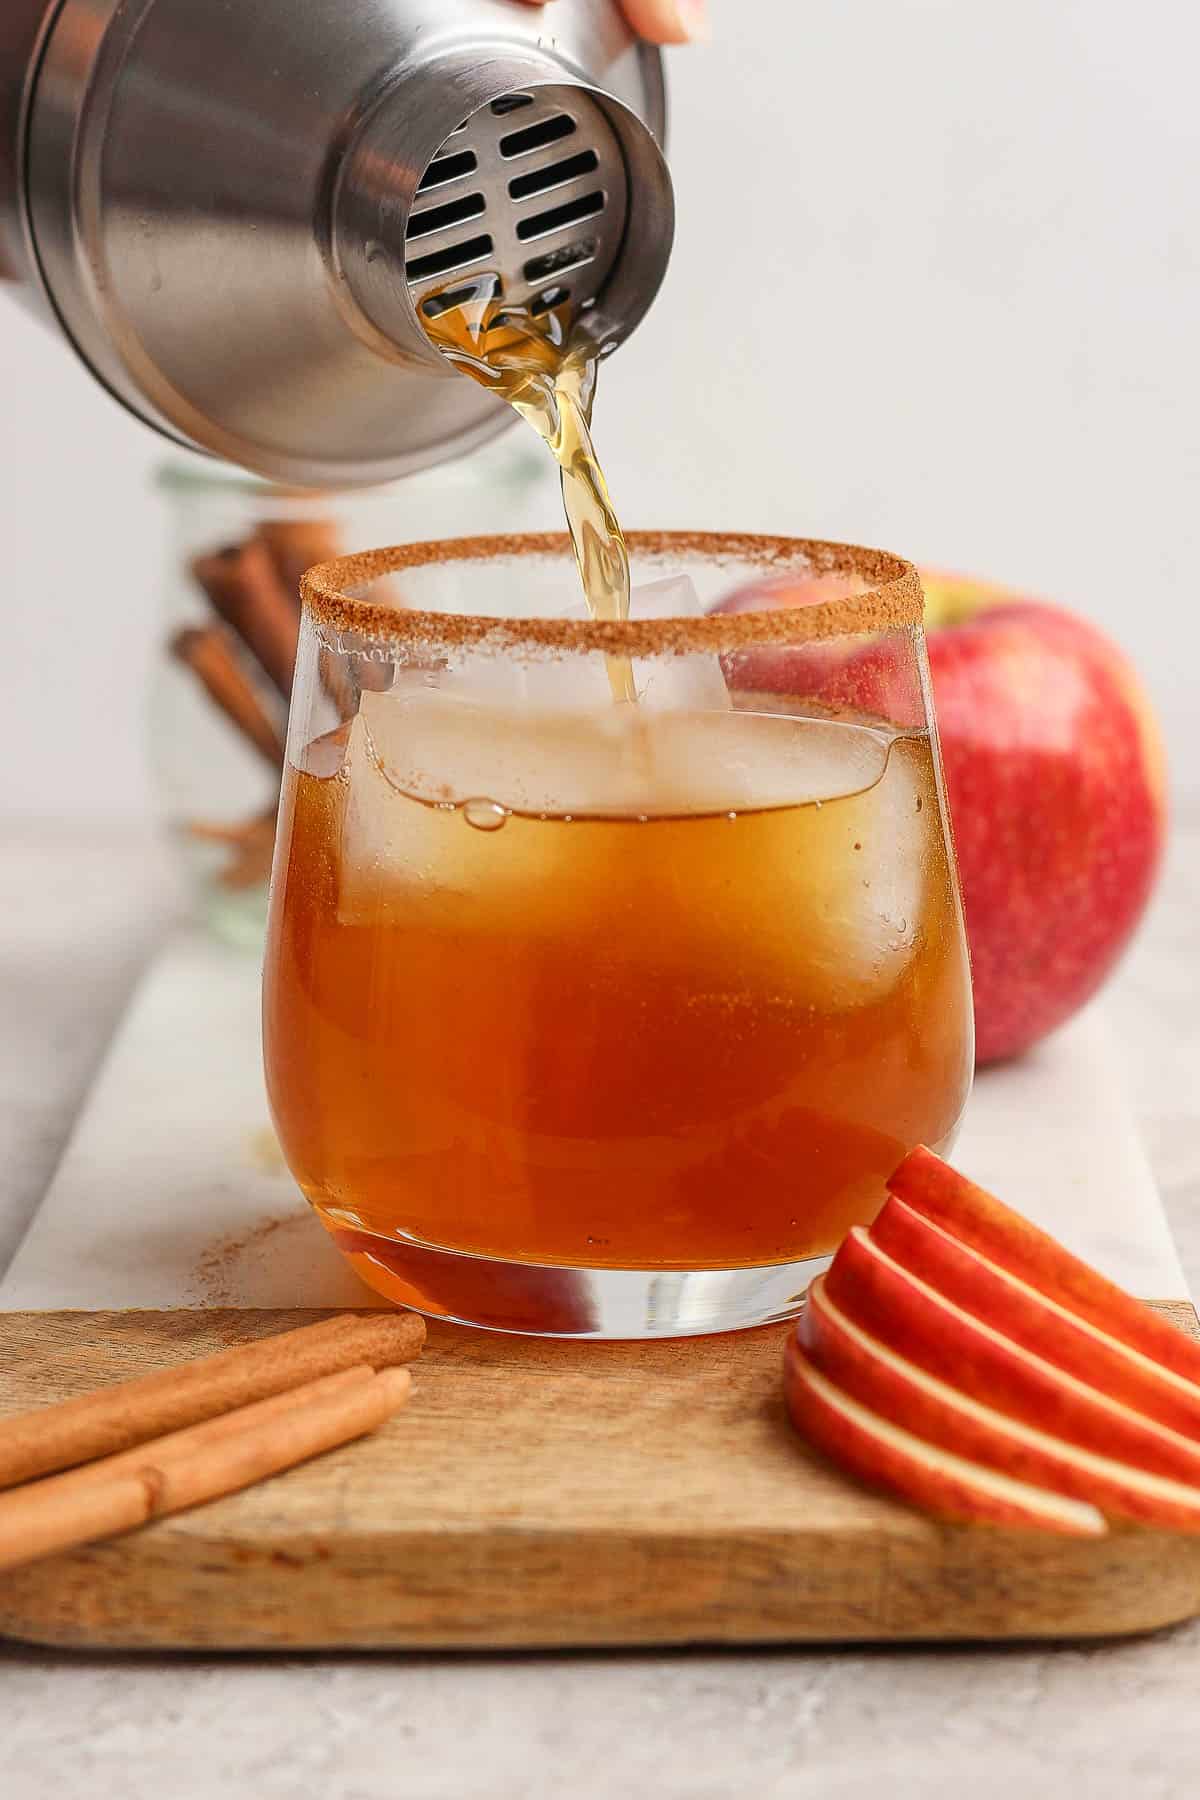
[{"xmin": 2, "ymin": 1306, "xmax": 1199, "ymax": 1651}]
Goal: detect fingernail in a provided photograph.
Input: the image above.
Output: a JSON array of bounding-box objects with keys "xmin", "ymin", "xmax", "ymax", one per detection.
[{"xmin": 676, "ymin": 0, "xmax": 712, "ymax": 43}]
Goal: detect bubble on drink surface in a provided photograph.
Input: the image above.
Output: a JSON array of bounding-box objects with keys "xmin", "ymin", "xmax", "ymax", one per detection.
[{"xmin": 463, "ymin": 798, "xmax": 508, "ymax": 832}]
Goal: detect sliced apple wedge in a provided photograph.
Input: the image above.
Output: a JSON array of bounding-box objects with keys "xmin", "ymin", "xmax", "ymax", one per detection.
[
  {"xmin": 888, "ymin": 1146, "xmax": 1200, "ymax": 1382},
  {"xmin": 783, "ymin": 1340, "xmax": 1107, "ymax": 1535},
  {"xmin": 800, "ymin": 1278, "xmax": 1200, "ymax": 1529},
  {"xmin": 825, "ymin": 1227, "xmax": 1200, "ymax": 1485},
  {"xmin": 870, "ymin": 1197, "xmax": 1200, "ymax": 1440}
]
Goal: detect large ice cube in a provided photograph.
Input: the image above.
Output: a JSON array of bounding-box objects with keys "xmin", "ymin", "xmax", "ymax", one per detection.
[
  {"xmin": 426, "ymin": 641, "xmax": 614, "ymax": 714},
  {"xmin": 336, "ymin": 713, "xmax": 461, "ymax": 924},
  {"xmin": 550, "ymin": 570, "xmax": 703, "ymax": 624},
  {"xmin": 337, "ymin": 698, "xmax": 619, "ymax": 936},
  {"xmin": 634, "ymin": 710, "xmax": 891, "ymax": 817},
  {"xmin": 630, "ymin": 574, "xmax": 732, "ymax": 715},
  {"xmin": 629, "ymin": 573, "xmax": 702, "ymax": 619},
  {"xmin": 394, "ymin": 571, "xmax": 732, "ymax": 717},
  {"xmin": 358, "ymin": 684, "xmax": 645, "ymax": 816},
  {"xmin": 335, "ymin": 689, "xmax": 927, "ymax": 997},
  {"xmin": 527, "ymin": 576, "xmax": 735, "ymax": 713},
  {"xmin": 357, "ymin": 687, "xmax": 889, "ymax": 820},
  {"xmin": 636, "ymin": 651, "xmax": 731, "ymax": 716},
  {"xmin": 741, "ymin": 731, "xmax": 934, "ymax": 1008}
]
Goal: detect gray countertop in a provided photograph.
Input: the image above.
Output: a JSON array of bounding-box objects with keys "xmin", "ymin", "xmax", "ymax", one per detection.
[{"xmin": 2, "ymin": 820, "xmax": 1198, "ymax": 1800}]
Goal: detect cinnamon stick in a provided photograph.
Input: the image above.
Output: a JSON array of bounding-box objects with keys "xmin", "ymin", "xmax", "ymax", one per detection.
[
  {"xmin": 170, "ymin": 626, "xmax": 285, "ymax": 767},
  {"xmin": 0, "ymin": 1367, "xmax": 412, "ymax": 1573},
  {"xmin": 260, "ymin": 519, "xmax": 385, "ymax": 716},
  {"xmin": 0, "ymin": 1310, "xmax": 425, "ymax": 1489},
  {"xmin": 187, "ymin": 809, "xmax": 279, "ymax": 890},
  {"xmin": 191, "ymin": 539, "xmax": 301, "ymax": 698},
  {"xmin": 218, "ymin": 824, "xmax": 279, "ymax": 891},
  {"xmin": 40, "ymin": 1366, "xmax": 375, "ymax": 1497},
  {"xmin": 257, "ymin": 518, "xmax": 342, "ymax": 602},
  {"xmin": 260, "ymin": 517, "xmax": 398, "ymax": 702}
]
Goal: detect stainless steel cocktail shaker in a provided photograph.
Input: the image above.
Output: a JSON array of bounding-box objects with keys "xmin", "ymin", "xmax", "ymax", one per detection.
[{"xmin": 1, "ymin": 1, "xmax": 672, "ymax": 486}]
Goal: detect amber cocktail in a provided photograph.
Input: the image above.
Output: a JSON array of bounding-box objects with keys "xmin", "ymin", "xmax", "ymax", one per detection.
[{"xmin": 264, "ymin": 533, "xmax": 973, "ymax": 1336}]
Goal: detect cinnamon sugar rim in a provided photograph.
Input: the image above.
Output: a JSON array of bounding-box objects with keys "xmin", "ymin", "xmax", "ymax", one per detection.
[{"xmin": 300, "ymin": 530, "xmax": 924, "ymax": 653}]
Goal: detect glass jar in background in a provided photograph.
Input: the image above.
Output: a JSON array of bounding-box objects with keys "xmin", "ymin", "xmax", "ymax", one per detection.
[{"xmin": 149, "ymin": 437, "xmax": 551, "ymax": 947}]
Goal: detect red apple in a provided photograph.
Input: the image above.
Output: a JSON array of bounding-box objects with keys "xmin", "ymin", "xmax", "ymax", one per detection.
[
  {"xmin": 823, "ymin": 1226, "xmax": 1200, "ymax": 1484},
  {"xmin": 869, "ymin": 1197, "xmax": 1200, "ymax": 1440},
  {"xmin": 888, "ymin": 1146, "xmax": 1200, "ymax": 1381},
  {"xmin": 714, "ymin": 569, "xmax": 1166, "ymax": 1063},
  {"xmin": 783, "ymin": 1336, "xmax": 1107, "ymax": 1534},
  {"xmin": 785, "ymin": 1151, "xmax": 1200, "ymax": 1532},
  {"xmin": 798, "ymin": 1278, "xmax": 1200, "ymax": 1529}
]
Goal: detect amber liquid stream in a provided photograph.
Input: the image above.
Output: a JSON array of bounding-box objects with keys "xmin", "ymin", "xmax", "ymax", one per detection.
[{"xmin": 421, "ymin": 282, "xmax": 636, "ymax": 700}]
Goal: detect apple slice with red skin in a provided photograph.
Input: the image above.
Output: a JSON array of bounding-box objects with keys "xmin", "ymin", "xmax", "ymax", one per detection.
[
  {"xmin": 869, "ymin": 1196, "xmax": 1200, "ymax": 1441},
  {"xmin": 783, "ymin": 1340, "xmax": 1106, "ymax": 1535},
  {"xmin": 888, "ymin": 1146, "xmax": 1200, "ymax": 1384},
  {"xmin": 799, "ymin": 1278, "xmax": 1200, "ymax": 1530},
  {"xmin": 825, "ymin": 1228, "xmax": 1200, "ymax": 1486}
]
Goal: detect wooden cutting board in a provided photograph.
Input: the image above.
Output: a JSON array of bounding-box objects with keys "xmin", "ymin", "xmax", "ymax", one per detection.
[
  {"xmin": 3, "ymin": 1302, "xmax": 1200, "ymax": 1651},
  {"xmin": 2, "ymin": 935, "xmax": 1197, "ymax": 1650}
]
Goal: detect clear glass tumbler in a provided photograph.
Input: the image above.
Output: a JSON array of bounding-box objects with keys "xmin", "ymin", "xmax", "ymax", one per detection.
[{"xmin": 263, "ymin": 532, "xmax": 973, "ymax": 1336}]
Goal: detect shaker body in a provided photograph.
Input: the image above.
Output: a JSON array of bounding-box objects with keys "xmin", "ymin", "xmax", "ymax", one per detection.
[{"xmin": 1, "ymin": 0, "xmax": 671, "ymax": 486}]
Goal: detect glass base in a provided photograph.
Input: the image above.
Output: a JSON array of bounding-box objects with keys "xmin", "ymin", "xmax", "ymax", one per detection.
[{"xmin": 330, "ymin": 1226, "xmax": 830, "ymax": 1338}]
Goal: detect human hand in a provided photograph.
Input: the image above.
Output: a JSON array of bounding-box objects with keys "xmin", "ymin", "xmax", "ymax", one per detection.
[{"xmin": 514, "ymin": 0, "xmax": 710, "ymax": 44}]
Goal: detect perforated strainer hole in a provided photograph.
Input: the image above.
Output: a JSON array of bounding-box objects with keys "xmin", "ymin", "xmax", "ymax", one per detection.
[
  {"xmin": 516, "ymin": 192, "xmax": 604, "ymax": 242},
  {"xmin": 499, "ymin": 114, "xmax": 577, "ymax": 159},
  {"xmin": 406, "ymin": 87, "xmax": 628, "ymax": 319},
  {"xmin": 405, "ymin": 236, "xmax": 494, "ymax": 282},
  {"xmin": 508, "ymin": 150, "xmax": 600, "ymax": 201},
  {"xmin": 406, "ymin": 193, "xmax": 486, "ymax": 240},
  {"xmin": 417, "ymin": 149, "xmax": 478, "ymax": 192}
]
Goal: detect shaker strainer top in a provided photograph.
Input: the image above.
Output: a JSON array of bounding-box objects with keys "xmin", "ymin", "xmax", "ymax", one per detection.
[
  {"xmin": 17, "ymin": 0, "xmax": 671, "ymax": 486},
  {"xmin": 405, "ymin": 88, "xmax": 630, "ymax": 325}
]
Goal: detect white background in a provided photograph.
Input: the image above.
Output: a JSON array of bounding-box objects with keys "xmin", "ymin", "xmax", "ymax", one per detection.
[{"xmin": 2, "ymin": 0, "xmax": 1197, "ymax": 822}]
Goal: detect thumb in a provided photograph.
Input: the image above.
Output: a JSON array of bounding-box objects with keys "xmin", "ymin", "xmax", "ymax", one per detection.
[
  {"xmin": 511, "ymin": 0, "xmax": 710, "ymax": 45},
  {"xmin": 617, "ymin": 0, "xmax": 711, "ymax": 43}
]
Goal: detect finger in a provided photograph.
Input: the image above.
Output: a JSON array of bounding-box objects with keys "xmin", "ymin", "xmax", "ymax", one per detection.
[{"xmin": 617, "ymin": 0, "xmax": 711, "ymax": 43}]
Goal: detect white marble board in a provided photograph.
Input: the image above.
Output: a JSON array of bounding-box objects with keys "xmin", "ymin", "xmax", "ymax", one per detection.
[{"xmin": 0, "ymin": 931, "xmax": 1187, "ymax": 1312}]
